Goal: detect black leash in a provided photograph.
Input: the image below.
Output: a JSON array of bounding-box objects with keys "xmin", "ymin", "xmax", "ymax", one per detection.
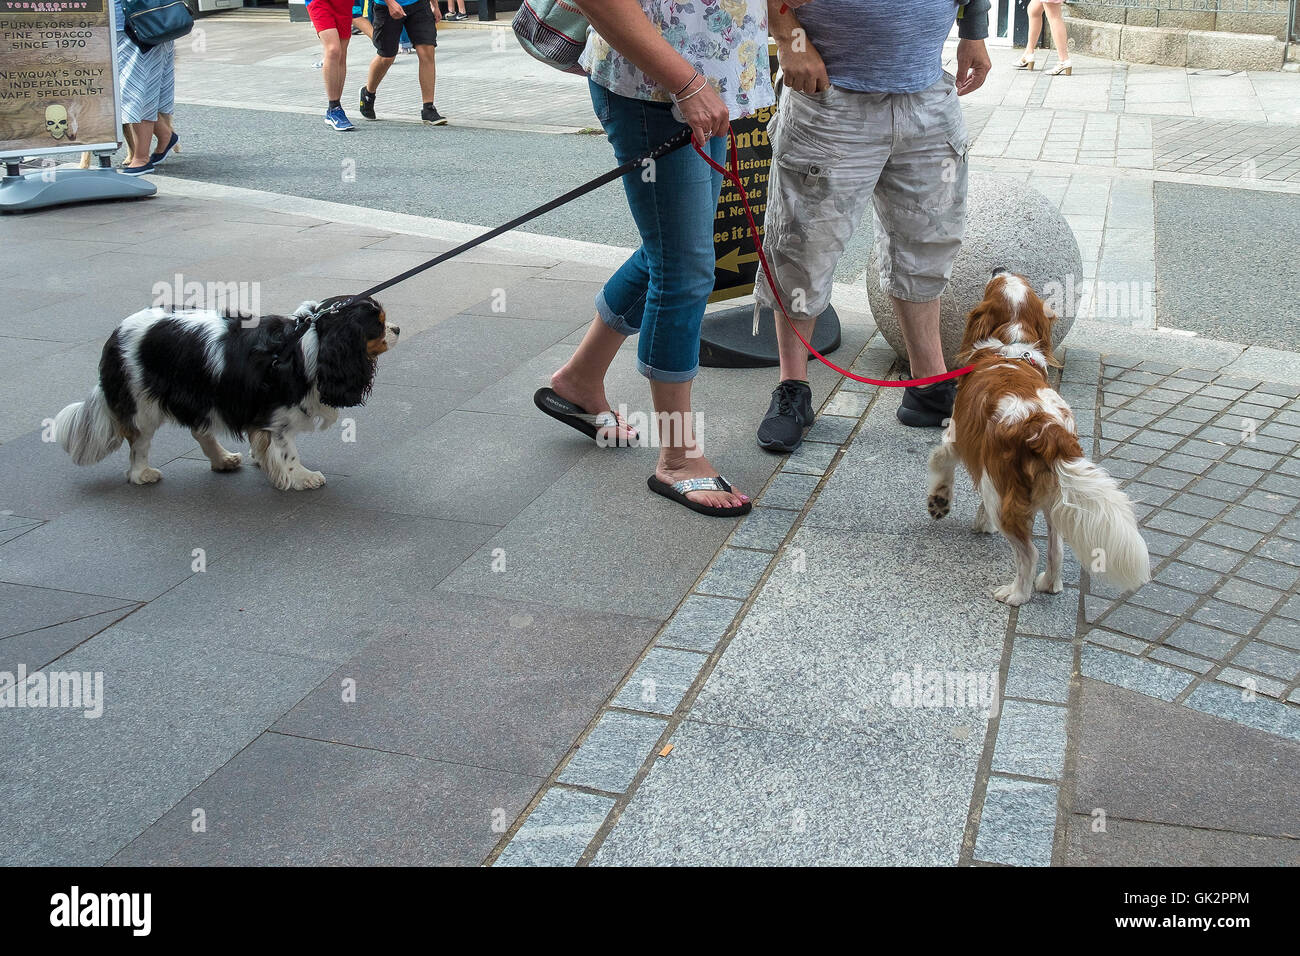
[{"xmin": 280, "ymin": 127, "xmax": 695, "ymax": 359}]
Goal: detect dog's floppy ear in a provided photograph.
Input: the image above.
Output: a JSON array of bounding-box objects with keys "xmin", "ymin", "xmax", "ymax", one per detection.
[
  {"xmin": 315, "ymin": 314, "xmax": 375, "ymax": 408},
  {"xmin": 956, "ymin": 300, "xmax": 996, "ymax": 365}
]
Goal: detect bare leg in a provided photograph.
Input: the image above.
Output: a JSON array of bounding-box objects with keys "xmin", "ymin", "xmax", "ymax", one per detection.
[
  {"xmin": 192, "ymin": 429, "xmax": 242, "ymax": 472},
  {"xmin": 415, "ymin": 44, "xmax": 436, "ymax": 102},
  {"xmin": 367, "ymin": 55, "xmax": 396, "ymax": 95},
  {"xmin": 127, "ymin": 427, "xmax": 161, "ymax": 484},
  {"xmin": 1025, "ymin": 0, "xmax": 1044, "ymax": 56},
  {"xmin": 153, "ymin": 112, "xmax": 175, "ymax": 154},
  {"xmin": 319, "ymin": 29, "xmax": 349, "ymax": 101},
  {"xmin": 549, "ymin": 314, "xmax": 639, "ymax": 443},
  {"xmin": 650, "ymin": 380, "xmax": 748, "ymax": 510},
  {"xmin": 894, "ymin": 297, "xmax": 946, "ymax": 379},
  {"xmin": 124, "ymin": 120, "xmax": 155, "ymax": 169},
  {"xmin": 774, "ymin": 308, "xmax": 816, "ymax": 383},
  {"xmin": 1037, "ymin": 512, "xmax": 1065, "ymax": 593},
  {"xmin": 353, "ymin": 15, "xmax": 373, "ymax": 39},
  {"xmin": 1043, "ymin": 4, "xmax": 1070, "ymax": 62}
]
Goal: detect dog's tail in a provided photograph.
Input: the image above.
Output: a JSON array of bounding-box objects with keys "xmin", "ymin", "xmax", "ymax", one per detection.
[
  {"xmin": 54, "ymin": 386, "xmax": 123, "ymax": 465},
  {"xmin": 1050, "ymin": 455, "xmax": 1151, "ymax": 591}
]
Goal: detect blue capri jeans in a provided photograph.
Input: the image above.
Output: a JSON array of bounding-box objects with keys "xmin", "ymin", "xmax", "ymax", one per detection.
[{"xmin": 590, "ymin": 80, "xmax": 727, "ymax": 383}]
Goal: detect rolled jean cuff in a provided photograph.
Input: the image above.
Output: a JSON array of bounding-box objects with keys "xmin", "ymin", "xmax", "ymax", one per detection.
[
  {"xmin": 637, "ymin": 357, "xmax": 698, "ymax": 383},
  {"xmin": 596, "ymin": 288, "xmax": 642, "ymax": 337}
]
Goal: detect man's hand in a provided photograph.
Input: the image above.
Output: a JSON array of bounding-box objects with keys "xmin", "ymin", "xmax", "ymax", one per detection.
[
  {"xmin": 430, "ymin": 1, "xmax": 441, "ymax": 19},
  {"xmin": 387, "ymin": 0, "xmax": 406, "ymax": 19},
  {"xmin": 776, "ymin": 32, "xmax": 829, "ymax": 95},
  {"xmin": 955, "ymin": 38, "xmax": 990, "ymax": 95}
]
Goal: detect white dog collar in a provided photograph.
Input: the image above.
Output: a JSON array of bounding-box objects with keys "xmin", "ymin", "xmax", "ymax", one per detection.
[{"xmin": 972, "ymin": 338, "xmax": 1049, "ymax": 372}]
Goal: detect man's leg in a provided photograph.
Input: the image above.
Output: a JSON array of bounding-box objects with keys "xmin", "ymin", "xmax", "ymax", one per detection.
[
  {"xmin": 367, "ymin": 54, "xmax": 396, "ymax": 93},
  {"xmin": 319, "ymin": 29, "xmax": 349, "ymax": 101},
  {"xmin": 872, "ymin": 76, "xmax": 969, "ymax": 426},
  {"xmin": 756, "ymin": 86, "xmax": 885, "ymax": 452},
  {"xmin": 415, "ymin": 43, "xmax": 436, "ymax": 103},
  {"xmin": 365, "ymin": 3, "xmax": 397, "ymax": 100},
  {"xmin": 893, "ymin": 297, "xmax": 945, "ymax": 379}
]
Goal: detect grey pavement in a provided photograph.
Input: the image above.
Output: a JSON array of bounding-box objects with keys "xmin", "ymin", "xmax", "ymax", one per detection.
[
  {"xmin": 497, "ymin": 346, "xmax": 1300, "ymax": 867},
  {"xmin": 0, "ymin": 193, "xmax": 869, "ymax": 865}
]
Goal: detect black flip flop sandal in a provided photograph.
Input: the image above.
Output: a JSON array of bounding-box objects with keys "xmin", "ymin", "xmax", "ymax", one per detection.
[
  {"xmin": 533, "ymin": 387, "xmax": 638, "ymax": 445},
  {"xmin": 647, "ymin": 474, "xmax": 752, "ymax": 518}
]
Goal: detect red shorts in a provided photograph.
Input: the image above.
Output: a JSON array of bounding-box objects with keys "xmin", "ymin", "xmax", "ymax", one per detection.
[{"xmin": 307, "ymin": 0, "xmax": 353, "ymax": 35}]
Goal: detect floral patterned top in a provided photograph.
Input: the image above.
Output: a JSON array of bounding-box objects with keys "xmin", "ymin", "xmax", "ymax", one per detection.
[{"xmin": 580, "ymin": 0, "xmax": 774, "ymax": 120}]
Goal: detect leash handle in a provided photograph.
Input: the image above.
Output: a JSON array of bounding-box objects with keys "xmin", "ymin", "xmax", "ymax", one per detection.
[{"xmin": 692, "ymin": 127, "xmax": 973, "ymax": 389}]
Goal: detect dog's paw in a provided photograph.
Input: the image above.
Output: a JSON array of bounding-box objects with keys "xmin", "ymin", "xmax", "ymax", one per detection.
[
  {"xmin": 992, "ymin": 583, "xmax": 1031, "ymax": 607},
  {"xmin": 1035, "ymin": 572, "xmax": 1063, "ymax": 594},
  {"xmin": 129, "ymin": 467, "xmax": 162, "ymax": 485},
  {"xmin": 927, "ymin": 491, "xmax": 951, "ymax": 520},
  {"xmin": 212, "ymin": 452, "xmax": 242, "ymax": 472},
  {"xmin": 289, "ymin": 469, "xmax": 326, "ymax": 491}
]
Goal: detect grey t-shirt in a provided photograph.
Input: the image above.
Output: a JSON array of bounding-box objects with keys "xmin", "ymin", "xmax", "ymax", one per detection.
[{"xmin": 794, "ymin": 0, "xmax": 990, "ymax": 94}]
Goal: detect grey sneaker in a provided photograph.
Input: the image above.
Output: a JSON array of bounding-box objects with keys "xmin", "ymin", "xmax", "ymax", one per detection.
[{"xmin": 757, "ymin": 380, "xmax": 814, "ymax": 453}]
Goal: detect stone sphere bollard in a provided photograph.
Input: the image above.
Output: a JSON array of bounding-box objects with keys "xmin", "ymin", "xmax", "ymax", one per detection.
[{"xmin": 867, "ymin": 172, "xmax": 1082, "ymax": 370}]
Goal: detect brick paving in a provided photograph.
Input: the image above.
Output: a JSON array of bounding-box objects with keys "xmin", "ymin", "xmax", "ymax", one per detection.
[
  {"xmin": 1152, "ymin": 116, "xmax": 1300, "ymax": 182},
  {"xmin": 1088, "ymin": 357, "xmax": 1300, "ymax": 708}
]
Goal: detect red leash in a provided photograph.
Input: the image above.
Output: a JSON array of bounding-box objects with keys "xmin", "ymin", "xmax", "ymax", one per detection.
[{"xmin": 691, "ymin": 127, "xmax": 973, "ymax": 389}]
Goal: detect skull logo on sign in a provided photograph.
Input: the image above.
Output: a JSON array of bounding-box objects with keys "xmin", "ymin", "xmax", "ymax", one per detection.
[{"xmin": 45, "ymin": 104, "xmax": 73, "ymax": 141}]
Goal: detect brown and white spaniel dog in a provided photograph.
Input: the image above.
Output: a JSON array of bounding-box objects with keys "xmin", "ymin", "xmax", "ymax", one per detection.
[{"xmin": 927, "ymin": 270, "xmax": 1150, "ymax": 606}]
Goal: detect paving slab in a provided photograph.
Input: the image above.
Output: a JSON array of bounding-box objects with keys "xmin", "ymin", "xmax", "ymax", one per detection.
[
  {"xmin": 115, "ymin": 504, "xmax": 497, "ymax": 663},
  {"xmin": 1065, "ymin": 815, "xmax": 1299, "ymax": 866},
  {"xmin": 0, "ymin": 605, "xmax": 140, "ymax": 675},
  {"xmin": 593, "ymin": 719, "xmax": 975, "ymax": 866},
  {"xmin": 111, "ymin": 732, "xmax": 536, "ymax": 866},
  {"xmin": 272, "ymin": 590, "xmax": 660, "ymax": 777},
  {"xmin": 494, "ymin": 788, "xmax": 614, "ymax": 867},
  {"xmin": 1072, "ymin": 679, "xmax": 1300, "ymax": 838},
  {"xmin": 0, "ymin": 627, "xmax": 333, "ymax": 865}
]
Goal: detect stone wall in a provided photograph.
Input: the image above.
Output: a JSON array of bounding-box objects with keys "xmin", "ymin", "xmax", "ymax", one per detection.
[
  {"xmin": 1062, "ymin": 3, "xmax": 1291, "ymax": 68},
  {"xmin": 1065, "ymin": 2, "xmax": 1291, "ymax": 41}
]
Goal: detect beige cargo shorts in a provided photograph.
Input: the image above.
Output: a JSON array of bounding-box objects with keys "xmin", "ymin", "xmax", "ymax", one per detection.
[{"xmin": 755, "ymin": 73, "xmax": 970, "ymax": 318}]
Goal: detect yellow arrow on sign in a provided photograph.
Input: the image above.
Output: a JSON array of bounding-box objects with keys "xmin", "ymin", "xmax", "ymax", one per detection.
[{"xmin": 717, "ymin": 247, "xmax": 760, "ymax": 273}]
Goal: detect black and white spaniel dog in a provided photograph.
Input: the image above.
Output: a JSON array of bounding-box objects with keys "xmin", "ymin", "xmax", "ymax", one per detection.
[{"xmin": 54, "ymin": 296, "xmax": 398, "ymax": 491}]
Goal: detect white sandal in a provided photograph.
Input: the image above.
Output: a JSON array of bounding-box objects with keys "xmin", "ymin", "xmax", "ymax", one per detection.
[
  {"xmin": 1046, "ymin": 60, "xmax": 1072, "ymax": 76},
  {"xmin": 1015, "ymin": 54, "xmax": 1035, "ymax": 71}
]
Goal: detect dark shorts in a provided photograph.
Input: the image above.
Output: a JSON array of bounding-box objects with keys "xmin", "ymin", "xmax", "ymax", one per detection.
[{"xmin": 373, "ymin": 1, "xmax": 436, "ymax": 57}]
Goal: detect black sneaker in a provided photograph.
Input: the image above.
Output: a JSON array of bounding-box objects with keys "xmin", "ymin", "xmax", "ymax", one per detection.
[
  {"xmin": 757, "ymin": 380, "xmax": 814, "ymax": 453},
  {"xmin": 421, "ymin": 104, "xmax": 447, "ymax": 126},
  {"xmin": 359, "ymin": 86, "xmax": 376, "ymax": 120},
  {"xmin": 896, "ymin": 379, "xmax": 957, "ymax": 428}
]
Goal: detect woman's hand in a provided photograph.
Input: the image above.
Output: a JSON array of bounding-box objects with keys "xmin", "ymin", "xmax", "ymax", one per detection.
[{"xmin": 677, "ymin": 79, "xmax": 730, "ymax": 147}]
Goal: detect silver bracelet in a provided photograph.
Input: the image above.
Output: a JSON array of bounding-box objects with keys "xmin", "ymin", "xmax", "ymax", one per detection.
[{"xmin": 670, "ymin": 74, "xmax": 708, "ymax": 105}]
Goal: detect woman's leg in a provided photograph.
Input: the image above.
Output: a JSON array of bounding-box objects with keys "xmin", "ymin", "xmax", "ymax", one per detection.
[
  {"xmin": 1044, "ymin": 4, "xmax": 1070, "ymax": 62},
  {"xmin": 1025, "ymin": 0, "xmax": 1044, "ymax": 56},
  {"xmin": 153, "ymin": 112, "xmax": 174, "ymax": 153},
  {"xmin": 548, "ymin": 81, "xmax": 650, "ymax": 444},
  {"xmin": 634, "ymin": 133, "xmax": 746, "ymax": 509},
  {"xmin": 124, "ymin": 120, "xmax": 155, "ymax": 167}
]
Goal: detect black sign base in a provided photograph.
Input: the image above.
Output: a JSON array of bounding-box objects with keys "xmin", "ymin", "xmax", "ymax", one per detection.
[{"xmin": 699, "ymin": 304, "xmax": 841, "ymax": 369}]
